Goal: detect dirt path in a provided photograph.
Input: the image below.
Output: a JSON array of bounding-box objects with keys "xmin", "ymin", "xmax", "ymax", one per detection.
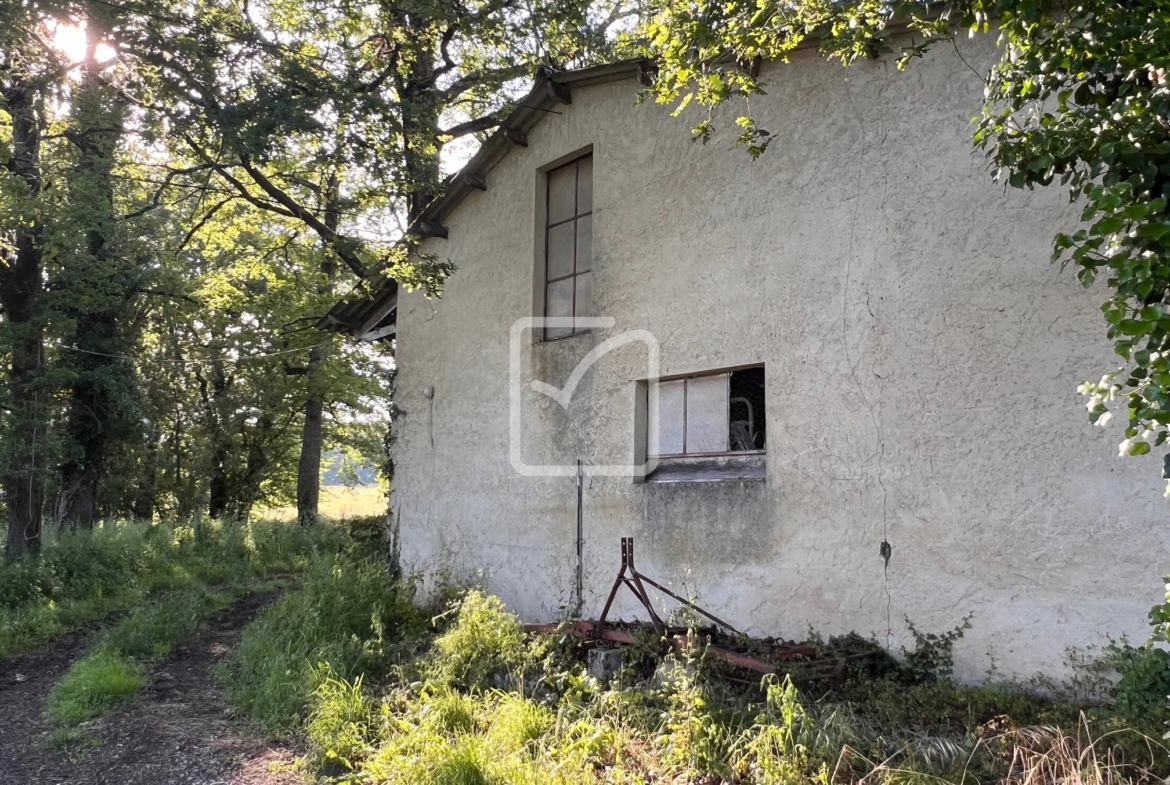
[{"xmin": 0, "ymin": 590, "xmax": 309, "ymax": 785}]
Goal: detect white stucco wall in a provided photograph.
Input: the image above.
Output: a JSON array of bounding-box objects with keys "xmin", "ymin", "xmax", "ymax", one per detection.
[{"xmin": 390, "ymin": 38, "xmax": 1170, "ymax": 681}]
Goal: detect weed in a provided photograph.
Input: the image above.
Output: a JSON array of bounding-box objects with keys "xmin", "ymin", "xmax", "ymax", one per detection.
[
  {"xmin": 99, "ymin": 588, "xmax": 225, "ymax": 659},
  {"xmin": 424, "ymin": 686, "xmax": 478, "ymax": 734},
  {"xmin": 47, "ymin": 650, "xmax": 142, "ymax": 726},
  {"xmin": 901, "ymin": 616, "xmax": 972, "ymax": 685},
  {"xmin": 738, "ymin": 676, "xmax": 827, "ymax": 785},
  {"xmin": 306, "ymin": 668, "xmax": 375, "ymax": 772},
  {"xmin": 1106, "ymin": 643, "xmax": 1170, "ymax": 728},
  {"xmin": 486, "ymin": 692, "xmax": 554, "ymax": 755},
  {"xmin": 429, "ymin": 736, "xmax": 493, "ymax": 785},
  {"xmin": 220, "ymin": 571, "xmax": 1170, "ymax": 785},
  {"xmin": 429, "ymin": 590, "xmax": 527, "ymax": 690},
  {"xmin": 660, "ymin": 653, "xmax": 734, "ymax": 779}
]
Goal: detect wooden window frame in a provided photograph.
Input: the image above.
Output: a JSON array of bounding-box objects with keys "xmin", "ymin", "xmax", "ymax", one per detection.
[
  {"xmin": 637, "ymin": 365, "xmax": 768, "ymax": 485},
  {"xmin": 646, "ymin": 366, "xmax": 767, "ymax": 459}
]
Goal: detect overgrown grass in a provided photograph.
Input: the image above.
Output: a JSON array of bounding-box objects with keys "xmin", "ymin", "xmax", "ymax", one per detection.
[
  {"xmin": 47, "ymin": 650, "xmax": 143, "ymax": 726},
  {"xmin": 218, "ymin": 552, "xmax": 427, "ymax": 731},
  {"xmin": 45, "ymin": 585, "xmax": 247, "ymax": 734},
  {"xmin": 21, "ymin": 517, "xmax": 367, "ymax": 742},
  {"xmin": 225, "ymin": 566, "xmax": 1170, "ymax": 785},
  {"xmin": 98, "ymin": 586, "xmax": 230, "ymax": 659},
  {"xmin": 0, "ymin": 518, "xmax": 349, "ymax": 659}
]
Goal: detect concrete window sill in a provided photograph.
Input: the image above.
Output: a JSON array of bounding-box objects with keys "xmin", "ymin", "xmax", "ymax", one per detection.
[{"xmin": 644, "ymin": 453, "xmax": 766, "ymax": 484}]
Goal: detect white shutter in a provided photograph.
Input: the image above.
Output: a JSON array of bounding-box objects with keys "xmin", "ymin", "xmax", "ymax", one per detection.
[
  {"xmin": 684, "ymin": 374, "xmax": 729, "ymax": 454},
  {"xmin": 650, "ymin": 379, "xmax": 686, "ymax": 456}
]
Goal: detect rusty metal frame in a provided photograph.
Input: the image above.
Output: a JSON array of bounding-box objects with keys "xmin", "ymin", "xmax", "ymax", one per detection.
[
  {"xmin": 596, "ymin": 537, "xmax": 742, "ymax": 640},
  {"xmin": 524, "ymin": 538, "xmax": 815, "ymax": 677}
]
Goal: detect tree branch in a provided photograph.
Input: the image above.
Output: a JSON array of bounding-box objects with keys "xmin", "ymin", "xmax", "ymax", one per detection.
[
  {"xmin": 439, "ymin": 63, "xmax": 528, "ymax": 102},
  {"xmin": 120, "ymin": 165, "xmax": 215, "ymax": 220},
  {"xmin": 440, "ymin": 110, "xmax": 507, "ymax": 139},
  {"xmin": 236, "ymin": 154, "xmax": 368, "ymax": 278}
]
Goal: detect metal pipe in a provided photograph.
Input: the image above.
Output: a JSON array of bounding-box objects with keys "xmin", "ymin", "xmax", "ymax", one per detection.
[{"xmin": 575, "ymin": 459, "xmax": 583, "ymax": 617}]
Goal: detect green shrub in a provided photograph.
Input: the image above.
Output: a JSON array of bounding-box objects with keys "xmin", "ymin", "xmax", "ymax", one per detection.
[
  {"xmin": 342, "ymin": 515, "xmax": 386, "ymax": 557},
  {"xmin": 226, "ymin": 583, "xmax": 1170, "ymax": 785},
  {"xmin": 1110, "ymin": 643, "xmax": 1170, "ymax": 727},
  {"xmin": 899, "ymin": 617, "xmax": 971, "ymax": 685},
  {"xmin": 47, "ymin": 650, "xmax": 143, "ymax": 725},
  {"xmin": 429, "ymin": 590, "xmax": 526, "ymax": 690}
]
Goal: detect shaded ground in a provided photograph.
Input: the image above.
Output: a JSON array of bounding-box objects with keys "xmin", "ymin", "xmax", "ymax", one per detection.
[{"xmin": 0, "ymin": 590, "xmax": 308, "ymax": 785}]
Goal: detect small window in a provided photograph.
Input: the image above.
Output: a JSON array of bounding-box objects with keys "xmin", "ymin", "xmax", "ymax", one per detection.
[
  {"xmin": 643, "ymin": 367, "xmax": 766, "ymax": 483},
  {"xmin": 543, "ymin": 155, "xmax": 592, "ymax": 340}
]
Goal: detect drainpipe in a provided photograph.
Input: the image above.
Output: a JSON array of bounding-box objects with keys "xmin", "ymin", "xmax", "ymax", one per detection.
[{"xmin": 575, "ymin": 459, "xmax": 584, "ymax": 617}]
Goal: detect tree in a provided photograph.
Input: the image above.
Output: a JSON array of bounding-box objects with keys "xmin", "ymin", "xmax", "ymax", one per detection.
[
  {"xmin": 637, "ymin": 0, "xmax": 1170, "ymax": 485},
  {"xmin": 51, "ymin": 1, "xmax": 144, "ymax": 528},
  {"xmin": 0, "ymin": 0, "xmax": 640, "ymax": 550},
  {"xmin": 103, "ymin": 0, "xmax": 637, "ymax": 523},
  {"xmin": 0, "ymin": 1, "xmax": 63, "ymax": 556}
]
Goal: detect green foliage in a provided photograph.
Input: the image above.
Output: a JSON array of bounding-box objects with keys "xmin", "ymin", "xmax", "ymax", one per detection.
[
  {"xmin": 99, "ymin": 587, "xmax": 226, "ymax": 660},
  {"xmin": 0, "ymin": 519, "xmax": 347, "ymax": 659},
  {"xmin": 1107, "ymin": 643, "xmax": 1170, "ymax": 728},
  {"xmin": 219, "ymin": 552, "xmax": 424, "ymax": 731},
  {"xmin": 46, "ymin": 650, "xmax": 143, "ymax": 726},
  {"xmin": 426, "ymin": 686, "xmax": 478, "ymax": 734},
  {"xmin": 900, "ymin": 617, "xmax": 972, "ymax": 685},
  {"xmin": 306, "ymin": 668, "xmax": 376, "ymax": 772},
  {"xmin": 486, "ymin": 692, "xmax": 555, "ymax": 755},
  {"xmin": 343, "ymin": 515, "xmax": 387, "ymax": 559},
  {"xmin": 739, "ymin": 676, "xmax": 828, "ymax": 785},
  {"xmin": 428, "ymin": 590, "xmax": 528, "ymax": 690},
  {"xmin": 224, "ymin": 573, "xmax": 1170, "ymax": 785},
  {"xmin": 44, "ymin": 589, "xmax": 225, "ymax": 730},
  {"xmin": 660, "ymin": 654, "xmax": 734, "ymax": 779},
  {"xmin": 38, "ymin": 518, "xmax": 353, "ymax": 733}
]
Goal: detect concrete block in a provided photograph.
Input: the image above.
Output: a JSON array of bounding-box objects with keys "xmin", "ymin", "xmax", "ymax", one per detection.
[{"xmin": 587, "ymin": 647, "xmax": 625, "ymax": 682}]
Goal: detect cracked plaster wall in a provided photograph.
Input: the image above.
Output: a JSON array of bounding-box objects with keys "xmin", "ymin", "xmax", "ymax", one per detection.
[{"xmin": 389, "ymin": 37, "xmax": 1170, "ymax": 681}]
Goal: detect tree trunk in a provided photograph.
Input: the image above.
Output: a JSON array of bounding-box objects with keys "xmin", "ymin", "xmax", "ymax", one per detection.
[
  {"xmin": 132, "ymin": 426, "xmax": 159, "ymax": 522},
  {"xmin": 295, "ymin": 177, "xmax": 339, "ymax": 525},
  {"xmin": 57, "ymin": 12, "xmax": 129, "ymax": 530},
  {"xmin": 1, "ymin": 83, "xmax": 47, "ymax": 559},
  {"xmin": 296, "ymin": 345, "xmax": 326, "ymax": 525},
  {"xmin": 201, "ymin": 361, "xmax": 232, "ymax": 521},
  {"xmin": 208, "ymin": 442, "xmax": 230, "ymax": 520},
  {"xmin": 3, "ymin": 323, "xmax": 45, "ymax": 557},
  {"xmin": 230, "ymin": 413, "xmax": 275, "ymax": 522}
]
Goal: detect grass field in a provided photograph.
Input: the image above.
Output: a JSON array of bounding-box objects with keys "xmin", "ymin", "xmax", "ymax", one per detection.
[{"xmin": 258, "ymin": 485, "xmax": 386, "ymax": 521}]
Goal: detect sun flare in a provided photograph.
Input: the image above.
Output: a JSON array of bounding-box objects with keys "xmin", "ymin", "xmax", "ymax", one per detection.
[{"xmin": 50, "ymin": 22, "xmax": 117, "ymax": 65}]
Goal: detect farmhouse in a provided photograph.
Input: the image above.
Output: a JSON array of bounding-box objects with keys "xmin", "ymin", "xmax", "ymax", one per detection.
[{"xmin": 329, "ymin": 41, "xmax": 1170, "ymax": 680}]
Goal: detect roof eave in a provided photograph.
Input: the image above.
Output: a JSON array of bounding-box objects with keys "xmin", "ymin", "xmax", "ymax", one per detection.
[
  {"xmin": 319, "ymin": 57, "xmax": 653, "ymax": 337},
  {"xmin": 417, "ymin": 58, "xmax": 653, "ymax": 231}
]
